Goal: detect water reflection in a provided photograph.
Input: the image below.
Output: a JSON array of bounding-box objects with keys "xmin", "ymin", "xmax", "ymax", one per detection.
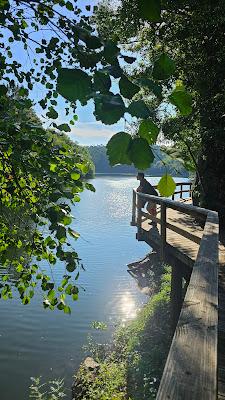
[{"xmin": 119, "ymin": 291, "xmax": 138, "ymax": 321}]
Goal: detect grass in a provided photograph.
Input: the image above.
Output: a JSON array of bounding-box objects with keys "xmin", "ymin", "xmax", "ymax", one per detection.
[{"xmin": 75, "ymin": 265, "xmax": 172, "ymax": 400}]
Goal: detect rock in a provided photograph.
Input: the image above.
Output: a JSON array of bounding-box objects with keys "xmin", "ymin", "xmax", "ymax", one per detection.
[
  {"xmin": 72, "ymin": 357, "xmax": 100, "ymax": 399},
  {"xmin": 83, "ymin": 356, "xmax": 100, "ymax": 371}
]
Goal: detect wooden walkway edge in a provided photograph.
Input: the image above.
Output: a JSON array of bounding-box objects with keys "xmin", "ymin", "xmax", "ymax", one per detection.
[{"xmin": 131, "ymin": 182, "xmax": 224, "ymax": 399}]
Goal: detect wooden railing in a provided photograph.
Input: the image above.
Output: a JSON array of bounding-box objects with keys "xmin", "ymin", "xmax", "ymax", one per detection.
[
  {"xmin": 131, "ymin": 181, "xmax": 219, "ymax": 400},
  {"xmin": 131, "ymin": 181, "xmax": 193, "ymax": 228}
]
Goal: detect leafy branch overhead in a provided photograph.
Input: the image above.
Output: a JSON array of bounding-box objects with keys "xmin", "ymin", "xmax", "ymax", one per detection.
[{"xmin": 0, "ymin": 0, "xmax": 193, "ymax": 309}]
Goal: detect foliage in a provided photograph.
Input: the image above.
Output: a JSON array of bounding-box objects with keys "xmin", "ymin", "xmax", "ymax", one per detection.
[
  {"xmin": 29, "ymin": 377, "xmax": 66, "ymax": 400},
  {"xmin": 94, "ymin": 0, "xmax": 225, "ymax": 221},
  {"xmin": 157, "ymin": 174, "xmax": 176, "ymax": 197},
  {"xmin": 0, "ymin": 93, "xmax": 93, "ymax": 310},
  {"xmin": 75, "ymin": 361, "xmax": 127, "ymax": 400},
  {"xmin": 79, "ymin": 265, "xmax": 171, "ymax": 400},
  {"xmin": 0, "ymin": 0, "xmax": 191, "ymax": 185},
  {"xmin": 91, "ymin": 321, "xmax": 108, "ymax": 330},
  {"xmin": 88, "ymin": 145, "xmax": 188, "ymax": 177}
]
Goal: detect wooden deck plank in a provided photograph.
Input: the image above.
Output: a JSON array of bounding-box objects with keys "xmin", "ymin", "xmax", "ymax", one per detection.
[{"xmin": 141, "ymin": 201, "xmax": 203, "ymax": 262}]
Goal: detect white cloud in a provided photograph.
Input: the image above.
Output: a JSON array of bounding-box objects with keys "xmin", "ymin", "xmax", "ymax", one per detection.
[{"xmin": 70, "ymin": 121, "xmax": 119, "ymax": 139}]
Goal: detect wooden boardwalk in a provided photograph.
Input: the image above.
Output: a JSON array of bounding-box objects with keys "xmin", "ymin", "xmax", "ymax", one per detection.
[
  {"xmin": 218, "ymin": 244, "xmax": 225, "ymax": 399},
  {"xmin": 141, "ymin": 199, "xmax": 202, "ymax": 263},
  {"xmin": 131, "ymin": 182, "xmax": 225, "ymax": 399}
]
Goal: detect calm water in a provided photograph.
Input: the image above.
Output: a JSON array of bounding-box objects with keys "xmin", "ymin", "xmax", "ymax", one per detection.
[{"xmin": 0, "ymin": 176, "xmax": 189, "ymax": 399}]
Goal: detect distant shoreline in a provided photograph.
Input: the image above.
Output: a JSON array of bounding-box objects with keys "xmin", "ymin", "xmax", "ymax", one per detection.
[{"xmin": 95, "ymin": 172, "xmax": 190, "ymax": 178}]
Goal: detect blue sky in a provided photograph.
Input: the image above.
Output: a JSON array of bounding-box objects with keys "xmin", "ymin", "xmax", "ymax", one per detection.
[
  {"xmin": 62, "ymin": 0, "xmax": 125, "ymax": 146},
  {"xmin": 4, "ymin": 0, "xmax": 125, "ymax": 146}
]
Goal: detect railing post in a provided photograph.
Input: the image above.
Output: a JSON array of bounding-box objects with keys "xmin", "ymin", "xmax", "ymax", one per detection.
[
  {"xmin": 136, "ymin": 193, "xmax": 142, "ymax": 240},
  {"xmin": 171, "ymin": 265, "xmax": 183, "ymax": 332},
  {"xmin": 180, "ymin": 184, "xmax": 183, "ymax": 199},
  {"xmin": 160, "ymin": 203, "xmax": 166, "ymax": 261},
  {"xmin": 131, "ymin": 189, "xmax": 137, "ymax": 226}
]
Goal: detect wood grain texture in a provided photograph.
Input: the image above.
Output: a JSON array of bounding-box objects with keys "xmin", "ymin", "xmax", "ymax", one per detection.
[
  {"xmin": 133, "ymin": 185, "xmax": 220, "ymax": 399},
  {"xmin": 156, "ymin": 212, "xmax": 219, "ymax": 400}
]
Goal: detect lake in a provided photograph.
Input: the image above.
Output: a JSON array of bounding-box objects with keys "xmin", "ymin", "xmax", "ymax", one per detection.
[{"xmin": 0, "ymin": 175, "xmax": 189, "ymax": 399}]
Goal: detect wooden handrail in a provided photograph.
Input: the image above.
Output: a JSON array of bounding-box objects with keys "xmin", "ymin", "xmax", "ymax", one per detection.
[
  {"xmin": 131, "ymin": 180, "xmax": 219, "ymax": 399},
  {"xmin": 156, "ymin": 211, "xmax": 218, "ymax": 400}
]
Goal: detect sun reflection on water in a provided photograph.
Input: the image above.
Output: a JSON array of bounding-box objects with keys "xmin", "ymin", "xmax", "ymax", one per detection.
[{"xmin": 119, "ymin": 291, "xmax": 138, "ymax": 321}]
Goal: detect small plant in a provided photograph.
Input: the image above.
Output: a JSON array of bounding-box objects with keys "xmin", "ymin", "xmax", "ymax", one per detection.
[
  {"xmin": 91, "ymin": 321, "xmax": 108, "ymax": 330},
  {"xmin": 29, "ymin": 377, "xmax": 66, "ymax": 400}
]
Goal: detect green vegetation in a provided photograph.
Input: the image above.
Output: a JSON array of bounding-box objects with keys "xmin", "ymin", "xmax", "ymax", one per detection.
[
  {"xmin": 0, "ymin": 0, "xmax": 184, "ymax": 308},
  {"xmin": 0, "ymin": 0, "xmax": 223, "ymax": 306},
  {"xmin": 88, "ymin": 145, "xmax": 188, "ymax": 177},
  {"xmin": 94, "ymin": 0, "xmax": 225, "ymax": 224},
  {"xmin": 75, "ymin": 265, "xmax": 171, "ymax": 400},
  {"xmin": 0, "ymin": 93, "xmax": 94, "ymax": 310},
  {"xmin": 51, "ymin": 131, "xmax": 95, "ymax": 178},
  {"xmin": 29, "ymin": 377, "xmax": 66, "ymax": 399}
]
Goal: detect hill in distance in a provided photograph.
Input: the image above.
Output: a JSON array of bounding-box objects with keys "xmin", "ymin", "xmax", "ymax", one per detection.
[{"xmin": 87, "ymin": 145, "xmax": 188, "ymax": 177}]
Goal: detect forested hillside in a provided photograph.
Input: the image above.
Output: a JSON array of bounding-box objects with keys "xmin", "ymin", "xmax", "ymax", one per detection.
[{"xmin": 88, "ymin": 145, "xmax": 188, "ymax": 177}]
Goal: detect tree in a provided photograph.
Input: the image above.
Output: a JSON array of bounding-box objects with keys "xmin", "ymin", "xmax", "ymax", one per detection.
[
  {"xmin": 0, "ymin": 0, "xmax": 194, "ymax": 308},
  {"xmin": 0, "ymin": 89, "xmax": 95, "ymax": 311},
  {"xmin": 94, "ymin": 0, "xmax": 225, "ymax": 227}
]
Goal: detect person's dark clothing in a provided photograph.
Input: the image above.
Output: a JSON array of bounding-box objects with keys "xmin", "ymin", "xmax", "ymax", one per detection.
[
  {"xmin": 138, "ymin": 178, "xmax": 158, "ymax": 207},
  {"xmin": 139, "ymin": 178, "xmax": 158, "ymax": 196}
]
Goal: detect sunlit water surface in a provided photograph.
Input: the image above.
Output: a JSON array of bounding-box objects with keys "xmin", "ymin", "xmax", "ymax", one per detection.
[{"xmin": 0, "ymin": 176, "xmax": 189, "ymax": 399}]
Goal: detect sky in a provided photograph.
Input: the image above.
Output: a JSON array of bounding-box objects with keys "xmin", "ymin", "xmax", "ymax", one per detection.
[
  {"xmin": 8, "ymin": 0, "xmax": 125, "ymax": 146},
  {"xmin": 4, "ymin": 0, "xmax": 172, "ymax": 147},
  {"xmin": 60, "ymin": 0, "xmax": 125, "ymax": 146}
]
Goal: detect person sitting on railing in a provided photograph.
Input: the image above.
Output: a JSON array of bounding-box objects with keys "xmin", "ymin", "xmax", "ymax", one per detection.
[{"xmin": 137, "ymin": 172, "xmax": 158, "ymax": 227}]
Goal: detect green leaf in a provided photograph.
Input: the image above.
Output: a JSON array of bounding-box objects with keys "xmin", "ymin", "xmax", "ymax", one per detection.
[
  {"xmin": 105, "ymin": 64, "xmax": 123, "ymax": 78},
  {"xmin": 64, "ymin": 305, "xmax": 71, "ymax": 314},
  {"xmin": 57, "ymin": 123, "xmax": 71, "ymax": 132},
  {"xmin": 18, "ymin": 87, "xmax": 29, "ymax": 97},
  {"xmin": 139, "ymin": 0, "xmax": 161, "ymax": 22},
  {"xmin": 56, "ymin": 225, "xmax": 66, "ymax": 242},
  {"xmin": 152, "ymin": 54, "xmax": 176, "ymax": 80},
  {"xmin": 139, "ymin": 120, "xmax": 160, "ymax": 144},
  {"xmin": 103, "ymin": 41, "xmax": 119, "ymax": 62},
  {"xmin": 93, "ymin": 70, "xmax": 111, "ymax": 93},
  {"xmin": 94, "ymin": 94, "xmax": 125, "ymax": 125},
  {"xmin": 83, "ymin": 35, "xmax": 103, "ymax": 49},
  {"xmin": 77, "ymin": 50, "xmax": 103, "ymax": 69},
  {"xmin": 157, "ymin": 174, "xmax": 176, "ymax": 197},
  {"xmin": 50, "ymin": 163, "xmax": 57, "ymax": 172},
  {"xmin": 137, "ymin": 78, "xmax": 162, "ymax": 99},
  {"xmin": 169, "ymin": 84, "xmax": 192, "ymax": 116},
  {"xmin": 62, "ymin": 215, "xmax": 72, "ymax": 226},
  {"xmin": 119, "ymin": 75, "xmax": 140, "ymax": 99},
  {"xmin": 76, "ymin": 162, "xmax": 89, "ymax": 174},
  {"xmin": 128, "ymin": 138, "xmax": 154, "ymax": 169},
  {"xmin": 68, "ymin": 228, "xmax": 80, "ymax": 239},
  {"xmin": 127, "ymin": 100, "xmax": 151, "ymax": 118},
  {"xmin": 66, "ymin": 1, "xmax": 73, "ymax": 11},
  {"xmin": 0, "ymin": 85, "xmax": 7, "ymax": 96},
  {"xmin": 85, "ymin": 183, "xmax": 96, "ymax": 192},
  {"xmin": 57, "ymin": 68, "xmax": 92, "ymax": 105},
  {"xmin": 71, "ymin": 172, "xmax": 80, "ymax": 180},
  {"xmin": 66, "ymin": 261, "xmax": 76, "ymax": 272},
  {"xmin": 107, "ymin": 132, "xmax": 132, "ymax": 166},
  {"xmin": 122, "ymin": 55, "xmax": 136, "ymax": 64},
  {"xmin": 47, "ymin": 289, "xmax": 55, "ymax": 301},
  {"xmin": 72, "ymin": 293, "xmax": 79, "ymax": 301},
  {"xmin": 46, "ymin": 107, "xmax": 58, "ymax": 119},
  {"xmin": 65, "ymin": 284, "xmax": 72, "ymax": 294}
]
